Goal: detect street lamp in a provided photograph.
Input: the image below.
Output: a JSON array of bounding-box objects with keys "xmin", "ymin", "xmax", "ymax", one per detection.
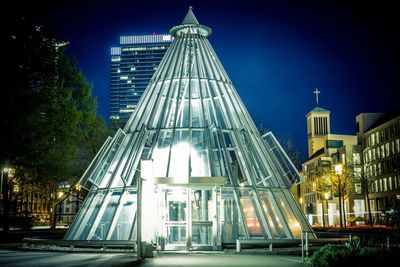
[
  {"xmin": 335, "ymin": 163, "xmax": 344, "ymax": 227},
  {"xmin": 335, "ymin": 164, "xmax": 343, "ymax": 175},
  {"xmin": 324, "ymin": 192, "xmax": 330, "ymax": 226}
]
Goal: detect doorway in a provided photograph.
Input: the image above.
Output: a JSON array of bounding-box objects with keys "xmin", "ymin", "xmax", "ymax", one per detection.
[{"xmin": 157, "ymin": 187, "xmax": 218, "ymax": 250}]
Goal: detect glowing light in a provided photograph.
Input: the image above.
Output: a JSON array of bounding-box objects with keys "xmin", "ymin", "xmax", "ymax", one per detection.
[
  {"xmin": 324, "ymin": 192, "xmax": 330, "ymax": 200},
  {"xmin": 299, "ymin": 197, "xmax": 303, "ymax": 204},
  {"xmin": 335, "ymin": 164, "xmax": 343, "ymax": 175},
  {"xmin": 291, "ymin": 222, "xmax": 301, "ymax": 228},
  {"xmin": 169, "ymin": 142, "xmax": 190, "ymax": 182}
]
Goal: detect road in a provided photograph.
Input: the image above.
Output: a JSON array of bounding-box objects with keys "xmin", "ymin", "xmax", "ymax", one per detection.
[{"xmin": 0, "ymin": 250, "xmax": 303, "ymax": 267}]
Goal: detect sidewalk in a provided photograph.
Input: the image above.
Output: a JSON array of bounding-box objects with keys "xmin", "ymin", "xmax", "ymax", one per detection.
[{"xmin": 0, "ymin": 249, "xmax": 304, "ymax": 267}]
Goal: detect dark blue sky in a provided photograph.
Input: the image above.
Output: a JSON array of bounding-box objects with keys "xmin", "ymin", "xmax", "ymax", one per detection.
[{"xmin": 16, "ymin": 0, "xmax": 400, "ymax": 160}]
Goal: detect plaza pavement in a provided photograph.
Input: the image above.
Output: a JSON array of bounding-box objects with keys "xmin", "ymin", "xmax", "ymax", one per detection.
[{"xmin": 0, "ymin": 249, "xmax": 304, "ymax": 267}]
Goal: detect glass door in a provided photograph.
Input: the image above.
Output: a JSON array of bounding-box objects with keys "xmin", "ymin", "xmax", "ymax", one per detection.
[
  {"xmin": 158, "ymin": 186, "xmax": 219, "ymax": 250},
  {"xmin": 164, "ymin": 188, "xmax": 188, "ymax": 250},
  {"xmin": 191, "ymin": 188, "xmax": 217, "ymax": 249}
]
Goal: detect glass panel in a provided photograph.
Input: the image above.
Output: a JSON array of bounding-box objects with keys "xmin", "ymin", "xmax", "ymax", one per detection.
[
  {"xmin": 258, "ymin": 191, "xmax": 284, "ymax": 238},
  {"xmin": 218, "ymin": 188, "xmax": 244, "ymax": 243},
  {"xmin": 273, "ymin": 190, "xmax": 302, "ymax": 238},
  {"xmin": 65, "ymin": 191, "xmax": 95, "ymax": 239},
  {"xmin": 153, "ymin": 130, "xmax": 172, "ymax": 178},
  {"xmin": 191, "ymin": 99, "xmax": 203, "ymax": 127},
  {"xmin": 239, "ymin": 192, "xmax": 263, "ymax": 238},
  {"xmin": 110, "ymin": 191, "xmax": 137, "ymax": 240},
  {"xmin": 167, "ymin": 226, "xmax": 186, "ymax": 244},
  {"xmin": 204, "ymin": 99, "xmax": 217, "ymax": 126},
  {"xmin": 192, "ymin": 224, "xmax": 212, "ymax": 245},
  {"xmin": 169, "ymin": 130, "xmax": 189, "ymax": 181},
  {"xmin": 191, "ymin": 131, "xmax": 210, "ymax": 177},
  {"xmin": 192, "ymin": 190, "xmax": 212, "ymax": 221},
  {"xmin": 165, "ymin": 188, "xmax": 187, "ymax": 246},
  {"xmin": 169, "ymin": 201, "xmax": 186, "ymax": 221},
  {"xmin": 76, "ymin": 191, "xmax": 106, "ymax": 239},
  {"xmin": 191, "ymin": 189, "xmax": 214, "ymax": 246},
  {"xmin": 91, "ymin": 191, "xmax": 121, "ymax": 240}
]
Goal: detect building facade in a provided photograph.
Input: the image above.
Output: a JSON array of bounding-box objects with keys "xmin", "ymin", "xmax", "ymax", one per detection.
[
  {"xmin": 56, "ymin": 183, "xmax": 83, "ymax": 226},
  {"xmin": 358, "ymin": 110, "xmax": 400, "ymax": 223},
  {"xmin": 110, "ymin": 34, "xmax": 172, "ymax": 124},
  {"xmin": 302, "ymin": 105, "xmax": 360, "ymax": 226}
]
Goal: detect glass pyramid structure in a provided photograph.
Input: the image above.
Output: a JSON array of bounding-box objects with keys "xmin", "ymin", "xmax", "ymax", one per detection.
[{"xmin": 65, "ymin": 8, "xmax": 313, "ymax": 250}]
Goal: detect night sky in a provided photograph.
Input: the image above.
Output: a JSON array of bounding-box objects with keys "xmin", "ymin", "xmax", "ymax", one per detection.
[{"xmin": 11, "ymin": 0, "xmax": 400, "ymax": 160}]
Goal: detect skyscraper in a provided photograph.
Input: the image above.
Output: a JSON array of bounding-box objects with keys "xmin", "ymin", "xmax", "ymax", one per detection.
[
  {"xmin": 65, "ymin": 8, "xmax": 313, "ymax": 250},
  {"xmin": 110, "ymin": 34, "xmax": 172, "ymax": 123}
]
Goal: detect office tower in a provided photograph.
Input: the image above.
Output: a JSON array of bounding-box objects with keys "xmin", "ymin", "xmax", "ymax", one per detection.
[{"xmin": 110, "ymin": 34, "xmax": 172, "ymax": 124}]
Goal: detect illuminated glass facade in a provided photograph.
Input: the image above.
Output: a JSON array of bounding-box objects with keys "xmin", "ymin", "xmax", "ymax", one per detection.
[
  {"xmin": 66, "ymin": 8, "xmax": 313, "ymax": 250},
  {"xmin": 110, "ymin": 34, "xmax": 172, "ymax": 122}
]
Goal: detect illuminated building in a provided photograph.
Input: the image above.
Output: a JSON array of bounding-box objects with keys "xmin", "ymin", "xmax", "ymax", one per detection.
[
  {"xmin": 110, "ymin": 33, "xmax": 172, "ymax": 123},
  {"xmin": 65, "ymin": 8, "xmax": 313, "ymax": 250},
  {"xmin": 357, "ymin": 110, "xmax": 400, "ymax": 216},
  {"xmin": 302, "ymin": 94, "xmax": 363, "ymax": 227}
]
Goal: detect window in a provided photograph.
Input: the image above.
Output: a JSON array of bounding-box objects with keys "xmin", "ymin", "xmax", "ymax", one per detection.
[
  {"xmin": 65, "ymin": 207, "xmax": 70, "ymax": 213},
  {"xmin": 388, "ymin": 177, "xmax": 392, "ymax": 190},
  {"xmin": 354, "ymin": 200, "xmax": 365, "ymax": 217},
  {"xmin": 376, "ymin": 147, "xmax": 380, "ymax": 159},
  {"xmin": 383, "ymin": 178, "xmax": 388, "ymax": 191},
  {"xmin": 353, "ymin": 153, "xmax": 361, "ymax": 164},
  {"xmin": 326, "ymin": 140, "xmax": 343, "ymax": 148},
  {"xmin": 355, "ymin": 183, "xmax": 362, "ymax": 194},
  {"xmin": 386, "ymin": 143, "xmax": 390, "ymax": 156}
]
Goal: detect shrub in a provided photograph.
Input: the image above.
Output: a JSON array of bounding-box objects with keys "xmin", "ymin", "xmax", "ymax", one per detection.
[{"xmin": 306, "ymin": 243, "xmax": 397, "ymax": 267}]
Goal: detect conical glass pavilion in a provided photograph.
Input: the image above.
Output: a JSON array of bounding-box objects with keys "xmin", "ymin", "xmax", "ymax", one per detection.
[{"xmin": 64, "ymin": 7, "xmax": 313, "ymax": 250}]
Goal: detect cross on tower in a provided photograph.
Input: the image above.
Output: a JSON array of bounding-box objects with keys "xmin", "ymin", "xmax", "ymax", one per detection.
[{"xmin": 313, "ymin": 88, "xmax": 320, "ymax": 106}]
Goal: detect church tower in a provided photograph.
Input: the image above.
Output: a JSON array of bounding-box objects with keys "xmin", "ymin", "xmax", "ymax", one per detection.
[{"xmin": 307, "ymin": 88, "xmax": 331, "ymax": 157}]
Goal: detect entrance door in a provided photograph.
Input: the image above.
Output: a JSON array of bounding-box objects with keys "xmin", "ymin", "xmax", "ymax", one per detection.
[
  {"xmin": 164, "ymin": 188, "xmax": 188, "ymax": 250},
  {"xmin": 191, "ymin": 189, "xmax": 215, "ymax": 249},
  {"xmin": 158, "ymin": 187, "xmax": 219, "ymax": 250}
]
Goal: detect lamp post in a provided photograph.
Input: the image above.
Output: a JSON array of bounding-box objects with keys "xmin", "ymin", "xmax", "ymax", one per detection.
[
  {"xmin": 335, "ymin": 164, "xmax": 343, "ymax": 228},
  {"xmin": 324, "ymin": 192, "xmax": 330, "ymax": 226}
]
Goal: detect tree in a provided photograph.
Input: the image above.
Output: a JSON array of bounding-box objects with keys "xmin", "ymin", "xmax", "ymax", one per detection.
[
  {"xmin": 304, "ymin": 171, "xmax": 331, "ymax": 226},
  {"xmin": 359, "ymin": 168, "xmax": 374, "ymax": 226},
  {"xmin": 1, "ymin": 16, "xmax": 109, "ymax": 230},
  {"xmin": 322, "ymin": 164, "xmax": 355, "ymax": 228}
]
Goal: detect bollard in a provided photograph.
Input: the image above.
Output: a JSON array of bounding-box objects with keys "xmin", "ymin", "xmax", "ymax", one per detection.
[
  {"xmin": 236, "ymin": 239, "xmax": 241, "ymax": 252},
  {"xmin": 305, "ymin": 232, "xmax": 309, "ymax": 258},
  {"xmin": 387, "ymin": 236, "xmax": 390, "ymax": 250},
  {"xmin": 301, "ymin": 231, "xmax": 304, "ymax": 260}
]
